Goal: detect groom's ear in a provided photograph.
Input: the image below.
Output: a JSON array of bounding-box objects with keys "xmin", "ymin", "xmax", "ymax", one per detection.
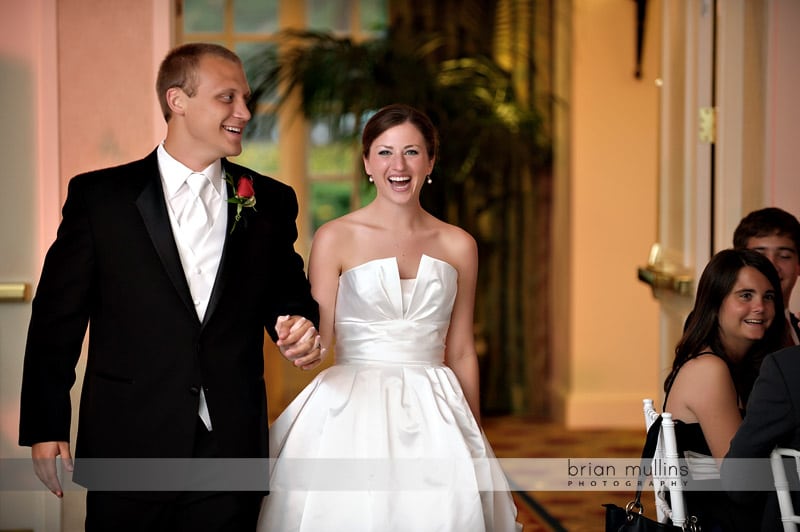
[{"xmin": 166, "ymin": 87, "xmax": 187, "ymax": 117}]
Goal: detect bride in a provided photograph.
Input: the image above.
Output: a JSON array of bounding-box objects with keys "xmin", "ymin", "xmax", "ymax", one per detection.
[{"xmin": 257, "ymin": 104, "xmax": 522, "ymax": 531}]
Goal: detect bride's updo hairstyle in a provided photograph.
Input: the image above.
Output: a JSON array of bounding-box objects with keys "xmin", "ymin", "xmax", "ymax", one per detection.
[{"xmin": 361, "ymin": 104, "xmax": 439, "ymax": 161}]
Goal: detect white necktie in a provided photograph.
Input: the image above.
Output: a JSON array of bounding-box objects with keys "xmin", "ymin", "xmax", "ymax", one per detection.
[
  {"xmin": 180, "ymin": 172, "xmax": 214, "ymax": 430},
  {"xmin": 180, "ymin": 172, "xmax": 211, "ymax": 249}
]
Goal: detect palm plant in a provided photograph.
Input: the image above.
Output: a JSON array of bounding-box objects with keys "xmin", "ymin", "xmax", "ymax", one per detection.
[{"xmin": 245, "ymin": 26, "xmax": 551, "ymax": 414}]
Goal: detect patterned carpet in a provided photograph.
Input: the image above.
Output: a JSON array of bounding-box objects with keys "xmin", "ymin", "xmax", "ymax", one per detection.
[{"xmin": 482, "ymin": 416, "xmax": 646, "ymax": 531}]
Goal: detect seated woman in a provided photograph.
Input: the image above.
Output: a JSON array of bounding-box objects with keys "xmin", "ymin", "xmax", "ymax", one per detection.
[{"xmin": 663, "ymin": 248, "xmax": 786, "ymax": 531}]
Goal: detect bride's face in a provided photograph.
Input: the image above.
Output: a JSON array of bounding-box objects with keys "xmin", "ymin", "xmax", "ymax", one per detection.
[{"xmin": 363, "ymin": 122, "xmax": 435, "ymax": 203}]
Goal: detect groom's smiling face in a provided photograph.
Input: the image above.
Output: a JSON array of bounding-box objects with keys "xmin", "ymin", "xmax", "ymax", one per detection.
[{"xmin": 170, "ymin": 54, "xmax": 252, "ymax": 170}]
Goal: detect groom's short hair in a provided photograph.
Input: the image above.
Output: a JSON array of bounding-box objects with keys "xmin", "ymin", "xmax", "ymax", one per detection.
[{"xmin": 156, "ymin": 42, "xmax": 243, "ymax": 122}]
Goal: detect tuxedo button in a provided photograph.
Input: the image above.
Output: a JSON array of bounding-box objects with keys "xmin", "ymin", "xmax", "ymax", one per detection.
[{"xmin": 189, "ymin": 386, "xmax": 200, "ymax": 395}]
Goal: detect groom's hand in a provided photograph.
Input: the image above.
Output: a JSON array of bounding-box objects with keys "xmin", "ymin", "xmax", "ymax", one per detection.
[
  {"xmin": 275, "ymin": 315, "xmax": 324, "ymax": 370},
  {"xmin": 31, "ymin": 441, "xmax": 73, "ymax": 497}
]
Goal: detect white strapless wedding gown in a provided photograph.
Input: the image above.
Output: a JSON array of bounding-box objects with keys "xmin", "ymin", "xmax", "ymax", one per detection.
[{"xmin": 257, "ymin": 255, "xmax": 522, "ymax": 531}]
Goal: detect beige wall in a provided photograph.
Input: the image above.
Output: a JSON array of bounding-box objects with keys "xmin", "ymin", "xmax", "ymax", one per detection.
[{"xmin": 551, "ymin": 0, "xmax": 662, "ymax": 428}]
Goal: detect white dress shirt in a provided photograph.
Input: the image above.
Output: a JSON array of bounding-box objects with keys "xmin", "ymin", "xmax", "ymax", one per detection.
[{"xmin": 157, "ymin": 143, "xmax": 228, "ymax": 430}]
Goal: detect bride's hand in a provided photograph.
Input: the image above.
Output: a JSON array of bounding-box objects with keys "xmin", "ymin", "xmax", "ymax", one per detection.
[{"xmin": 275, "ymin": 316, "xmax": 324, "ymax": 370}]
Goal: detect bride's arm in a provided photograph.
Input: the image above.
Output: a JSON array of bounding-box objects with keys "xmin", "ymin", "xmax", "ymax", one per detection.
[
  {"xmin": 308, "ymin": 222, "xmax": 342, "ymax": 356},
  {"xmin": 443, "ymin": 231, "xmax": 481, "ymax": 425}
]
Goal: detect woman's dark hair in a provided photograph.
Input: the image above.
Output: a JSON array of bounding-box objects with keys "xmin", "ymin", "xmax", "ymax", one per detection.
[
  {"xmin": 664, "ymin": 248, "xmax": 786, "ymax": 403},
  {"xmin": 361, "ymin": 104, "xmax": 439, "ymax": 161}
]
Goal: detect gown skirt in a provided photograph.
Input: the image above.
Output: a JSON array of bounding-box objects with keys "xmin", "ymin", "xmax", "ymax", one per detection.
[{"xmin": 257, "ymin": 255, "xmax": 522, "ymax": 531}]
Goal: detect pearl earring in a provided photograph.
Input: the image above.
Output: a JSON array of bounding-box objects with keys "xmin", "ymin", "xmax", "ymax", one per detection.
[
  {"xmin": 368, "ymin": 175, "xmax": 374, "ymax": 183},
  {"xmin": 426, "ymin": 175, "xmax": 432, "ymax": 184}
]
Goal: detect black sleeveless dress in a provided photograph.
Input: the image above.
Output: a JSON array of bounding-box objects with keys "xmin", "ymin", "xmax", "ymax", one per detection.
[{"xmin": 672, "ymin": 421, "xmax": 761, "ymax": 532}]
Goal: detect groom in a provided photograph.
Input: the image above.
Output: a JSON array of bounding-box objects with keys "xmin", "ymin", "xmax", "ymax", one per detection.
[{"xmin": 19, "ymin": 43, "xmax": 320, "ymax": 530}]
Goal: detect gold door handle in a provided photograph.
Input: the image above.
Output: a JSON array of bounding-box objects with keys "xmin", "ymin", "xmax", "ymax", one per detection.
[
  {"xmin": 637, "ymin": 244, "xmax": 694, "ymax": 297},
  {"xmin": 0, "ymin": 283, "xmax": 31, "ymax": 302},
  {"xmin": 637, "ymin": 266, "xmax": 693, "ymax": 297}
]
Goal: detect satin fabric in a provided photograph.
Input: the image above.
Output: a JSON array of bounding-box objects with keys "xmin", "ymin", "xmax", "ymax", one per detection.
[{"xmin": 258, "ymin": 255, "xmax": 521, "ymax": 531}]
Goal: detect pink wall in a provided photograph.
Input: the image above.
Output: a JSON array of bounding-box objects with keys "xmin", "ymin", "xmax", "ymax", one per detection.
[
  {"xmin": 766, "ymin": 0, "xmax": 800, "ymax": 208},
  {"xmin": 1, "ymin": 1, "xmax": 65, "ymax": 528},
  {"xmin": 1, "ymin": 3, "xmax": 171, "ymax": 527},
  {"xmin": 765, "ymin": 0, "xmax": 800, "ymax": 313},
  {"xmin": 57, "ymin": 0, "xmax": 163, "ymax": 198}
]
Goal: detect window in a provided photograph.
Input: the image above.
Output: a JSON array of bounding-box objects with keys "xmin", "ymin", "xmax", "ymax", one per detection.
[{"xmin": 177, "ymin": 0, "xmax": 387, "ymax": 231}]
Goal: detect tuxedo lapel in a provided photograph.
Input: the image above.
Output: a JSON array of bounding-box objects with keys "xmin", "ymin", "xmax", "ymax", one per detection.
[{"xmin": 135, "ymin": 159, "xmax": 196, "ymax": 317}]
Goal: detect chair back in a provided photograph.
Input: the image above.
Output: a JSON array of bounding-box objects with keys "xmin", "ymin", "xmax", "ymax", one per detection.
[
  {"xmin": 770, "ymin": 447, "xmax": 800, "ymax": 532},
  {"xmin": 642, "ymin": 398, "xmax": 687, "ymax": 527}
]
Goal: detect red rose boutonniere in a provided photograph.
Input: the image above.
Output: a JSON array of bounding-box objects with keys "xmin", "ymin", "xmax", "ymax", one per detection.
[{"xmin": 226, "ymin": 172, "xmax": 257, "ymax": 234}]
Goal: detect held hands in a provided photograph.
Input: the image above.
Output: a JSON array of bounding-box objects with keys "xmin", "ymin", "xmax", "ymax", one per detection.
[
  {"xmin": 31, "ymin": 441, "xmax": 73, "ymax": 498},
  {"xmin": 275, "ymin": 315, "xmax": 326, "ymax": 371}
]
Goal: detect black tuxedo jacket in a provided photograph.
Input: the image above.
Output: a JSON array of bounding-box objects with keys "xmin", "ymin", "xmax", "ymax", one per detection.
[
  {"xmin": 723, "ymin": 346, "xmax": 800, "ymax": 530},
  {"xmin": 19, "ymin": 149, "xmax": 318, "ymax": 465}
]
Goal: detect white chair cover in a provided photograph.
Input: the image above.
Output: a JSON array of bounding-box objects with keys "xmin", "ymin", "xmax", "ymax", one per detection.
[
  {"xmin": 770, "ymin": 447, "xmax": 800, "ymax": 532},
  {"xmin": 642, "ymin": 398, "xmax": 688, "ymax": 528}
]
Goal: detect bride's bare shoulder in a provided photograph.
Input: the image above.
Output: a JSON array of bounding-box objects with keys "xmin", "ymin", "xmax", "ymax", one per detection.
[
  {"xmin": 312, "ymin": 210, "xmax": 373, "ymax": 254},
  {"xmin": 431, "ymin": 218, "xmax": 477, "ymax": 261},
  {"xmin": 317, "ymin": 210, "xmax": 372, "ymax": 236}
]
